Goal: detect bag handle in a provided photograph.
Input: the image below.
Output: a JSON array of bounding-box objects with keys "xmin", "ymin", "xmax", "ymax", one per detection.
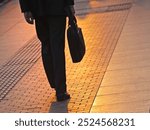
[
  {"xmin": 65, "ymin": 6, "xmax": 77, "ymax": 26},
  {"xmin": 68, "ymin": 16, "xmax": 77, "ymax": 28}
]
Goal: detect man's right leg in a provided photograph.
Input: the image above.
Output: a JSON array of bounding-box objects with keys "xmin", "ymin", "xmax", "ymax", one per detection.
[
  {"xmin": 35, "ymin": 16, "xmax": 70, "ymax": 101},
  {"xmin": 47, "ymin": 16, "xmax": 70, "ymax": 101}
]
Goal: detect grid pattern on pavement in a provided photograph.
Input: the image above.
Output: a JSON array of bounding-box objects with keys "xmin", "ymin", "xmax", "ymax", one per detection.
[
  {"xmin": 0, "ymin": 38, "xmax": 41, "ymax": 100},
  {"xmin": 67, "ymin": 10, "xmax": 129, "ymax": 112},
  {"xmin": 0, "ymin": 9, "xmax": 130, "ymax": 112}
]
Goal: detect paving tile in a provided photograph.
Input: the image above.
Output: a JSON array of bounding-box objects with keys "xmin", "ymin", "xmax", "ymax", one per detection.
[
  {"xmin": 98, "ymin": 81, "xmax": 150, "ymax": 95},
  {"xmin": 107, "ymin": 49, "xmax": 150, "ymax": 70},
  {"xmin": 91, "ymin": 100, "xmax": 150, "ymax": 113},
  {"xmin": 101, "ymin": 66, "xmax": 150, "ymax": 87},
  {"xmin": 92, "ymin": 90, "xmax": 150, "ymax": 107}
]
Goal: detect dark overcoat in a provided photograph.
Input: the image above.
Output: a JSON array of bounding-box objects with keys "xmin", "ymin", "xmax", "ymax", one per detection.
[{"xmin": 19, "ymin": 0, "xmax": 74, "ymax": 16}]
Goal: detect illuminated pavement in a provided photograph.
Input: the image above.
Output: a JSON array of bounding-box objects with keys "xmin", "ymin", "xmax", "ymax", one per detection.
[{"xmin": 0, "ymin": 0, "xmax": 150, "ymax": 113}]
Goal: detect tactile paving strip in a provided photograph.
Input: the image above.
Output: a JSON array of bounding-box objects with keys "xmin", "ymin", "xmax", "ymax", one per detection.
[{"xmin": 0, "ymin": 37, "xmax": 41, "ymax": 100}]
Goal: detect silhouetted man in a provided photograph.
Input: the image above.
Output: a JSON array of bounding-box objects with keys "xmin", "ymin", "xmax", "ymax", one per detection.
[{"xmin": 19, "ymin": 0, "xmax": 75, "ymax": 101}]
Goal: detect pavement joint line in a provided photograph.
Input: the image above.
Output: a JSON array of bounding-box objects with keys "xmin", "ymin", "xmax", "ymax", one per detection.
[
  {"xmin": 76, "ymin": 2, "xmax": 132, "ymax": 15},
  {"xmin": 76, "ymin": 2, "xmax": 132, "ymax": 11}
]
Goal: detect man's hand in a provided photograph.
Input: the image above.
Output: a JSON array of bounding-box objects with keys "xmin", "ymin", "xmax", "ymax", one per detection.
[{"xmin": 24, "ymin": 12, "xmax": 34, "ymax": 24}]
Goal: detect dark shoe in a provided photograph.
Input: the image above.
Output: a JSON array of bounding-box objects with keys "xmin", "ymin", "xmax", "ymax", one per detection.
[{"xmin": 56, "ymin": 93, "xmax": 70, "ymax": 102}]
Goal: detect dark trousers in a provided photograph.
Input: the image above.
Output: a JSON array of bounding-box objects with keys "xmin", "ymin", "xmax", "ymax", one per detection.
[{"xmin": 35, "ymin": 16, "xmax": 67, "ymax": 96}]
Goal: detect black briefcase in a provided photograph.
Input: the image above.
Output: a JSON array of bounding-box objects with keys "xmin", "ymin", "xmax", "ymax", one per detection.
[
  {"xmin": 67, "ymin": 22, "xmax": 86, "ymax": 63},
  {"xmin": 66, "ymin": 8, "xmax": 86, "ymax": 63}
]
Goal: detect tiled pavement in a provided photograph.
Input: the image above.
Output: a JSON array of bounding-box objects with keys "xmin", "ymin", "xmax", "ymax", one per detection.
[
  {"xmin": 91, "ymin": 0, "xmax": 150, "ymax": 113},
  {"xmin": 1, "ymin": 0, "xmax": 150, "ymax": 113},
  {"xmin": 0, "ymin": 10, "xmax": 130, "ymax": 113},
  {"xmin": 0, "ymin": 0, "xmax": 35, "ymax": 66}
]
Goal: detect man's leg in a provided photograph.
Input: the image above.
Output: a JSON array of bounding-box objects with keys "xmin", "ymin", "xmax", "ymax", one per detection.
[
  {"xmin": 48, "ymin": 16, "xmax": 67, "ymax": 96},
  {"xmin": 35, "ymin": 17, "xmax": 55, "ymax": 88},
  {"xmin": 35, "ymin": 16, "xmax": 70, "ymax": 101}
]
